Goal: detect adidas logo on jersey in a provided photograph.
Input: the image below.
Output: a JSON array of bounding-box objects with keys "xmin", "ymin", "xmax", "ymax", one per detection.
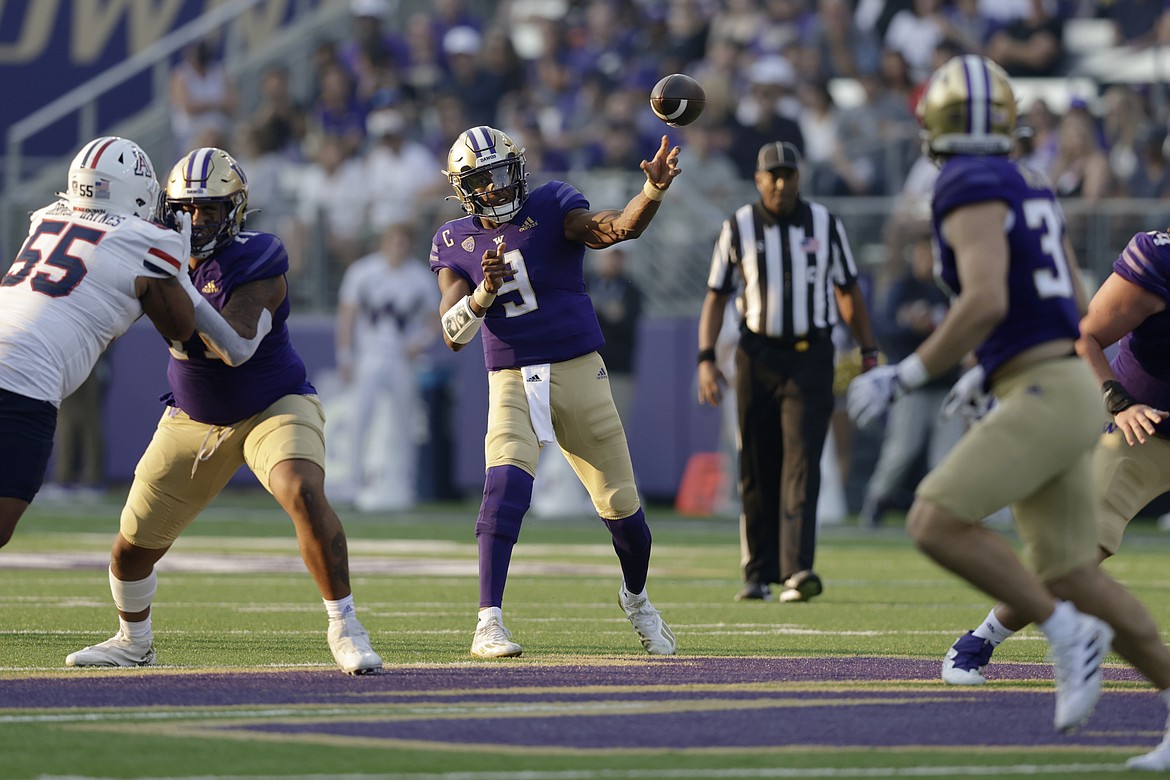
[
  {"xmin": 526, "ymin": 374, "xmax": 543, "ymax": 383},
  {"xmin": 596, "ymin": 368, "xmax": 607, "ymax": 380},
  {"xmin": 518, "ymin": 216, "xmax": 538, "ymax": 232},
  {"xmin": 201, "ymin": 280, "xmax": 220, "ymax": 294}
]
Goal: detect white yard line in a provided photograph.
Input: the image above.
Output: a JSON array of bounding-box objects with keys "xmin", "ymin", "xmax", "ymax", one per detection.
[
  {"xmin": 0, "ymin": 551, "xmax": 617, "ymax": 577},
  {"xmin": 33, "ymin": 763, "xmax": 1129, "ymax": 779}
]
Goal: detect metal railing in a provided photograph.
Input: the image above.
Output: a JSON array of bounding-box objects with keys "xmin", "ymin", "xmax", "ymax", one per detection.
[
  {"xmin": 0, "ymin": 0, "xmax": 349, "ymax": 258},
  {"xmin": 5, "ymin": 0, "xmax": 263, "ymax": 192}
]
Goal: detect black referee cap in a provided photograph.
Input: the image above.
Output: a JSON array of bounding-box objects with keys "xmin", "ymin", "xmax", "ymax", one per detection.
[{"xmin": 757, "ymin": 141, "xmax": 801, "ymax": 172}]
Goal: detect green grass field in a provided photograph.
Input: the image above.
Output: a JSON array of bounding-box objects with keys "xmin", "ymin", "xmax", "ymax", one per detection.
[{"xmin": 3, "ymin": 492, "xmax": 1170, "ymax": 779}]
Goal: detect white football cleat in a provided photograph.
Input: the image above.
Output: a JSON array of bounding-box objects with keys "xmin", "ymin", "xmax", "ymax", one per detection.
[
  {"xmin": 1128, "ymin": 716, "xmax": 1170, "ymax": 772},
  {"xmin": 1050, "ymin": 612, "xmax": 1112, "ymax": 733},
  {"xmin": 471, "ymin": 607, "xmax": 523, "ymax": 658},
  {"xmin": 619, "ymin": 583, "xmax": 676, "ymax": 655},
  {"xmin": 66, "ymin": 629, "xmax": 155, "ymax": 667},
  {"xmin": 327, "ymin": 614, "xmax": 383, "ymax": 675}
]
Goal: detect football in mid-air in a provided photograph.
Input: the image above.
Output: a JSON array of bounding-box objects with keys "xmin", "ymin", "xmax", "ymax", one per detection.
[{"xmin": 650, "ymin": 74, "xmax": 705, "ymax": 127}]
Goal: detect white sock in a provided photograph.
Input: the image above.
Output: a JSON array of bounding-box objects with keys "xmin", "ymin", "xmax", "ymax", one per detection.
[
  {"xmin": 478, "ymin": 606, "xmax": 503, "ymax": 627},
  {"xmin": 1156, "ymin": 690, "xmax": 1170, "ymax": 746},
  {"xmin": 972, "ymin": 608, "xmax": 1016, "ymax": 647},
  {"xmin": 120, "ymin": 616, "xmax": 151, "ymax": 642},
  {"xmin": 1039, "ymin": 600, "xmax": 1078, "ymax": 643},
  {"xmin": 324, "ymin": 595, "xmax": 355, "ymax": 621},
  {"xmin": 624, "ymin": 582, "xmax": 647, "ymax": 600}
]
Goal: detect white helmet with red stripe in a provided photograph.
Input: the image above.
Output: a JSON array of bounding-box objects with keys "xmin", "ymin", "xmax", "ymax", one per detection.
[{"xmin": 66, "ymin": 136, "xmax": 161, "ymax": 220}]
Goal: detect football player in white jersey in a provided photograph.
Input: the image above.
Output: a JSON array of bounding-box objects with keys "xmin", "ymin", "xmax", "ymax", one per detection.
[
  {"xmin": 334, "ymin": 222, "xmax": 439, "ymax": 511},
  {"xmin": 0, "ymin": 136, "xmax": 195, "ymax": 549}
]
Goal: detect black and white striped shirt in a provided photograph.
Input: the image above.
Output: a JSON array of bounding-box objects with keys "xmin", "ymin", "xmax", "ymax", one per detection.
[{"xmin": 707, "ymin": 198, "xmax": 860, "ymax": 340}]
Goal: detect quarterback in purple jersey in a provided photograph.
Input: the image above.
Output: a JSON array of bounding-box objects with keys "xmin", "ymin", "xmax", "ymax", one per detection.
[
  {"xmin": 66, "ymin": 148, "xmax": 382, "ymax": 676},
  {"xmin": 430, "ymin": 125, "xmax": 678, "ymax": 658},
  {"xmin": 848, "ymin": 56, "xmax": 1170, "ymax": 750}
]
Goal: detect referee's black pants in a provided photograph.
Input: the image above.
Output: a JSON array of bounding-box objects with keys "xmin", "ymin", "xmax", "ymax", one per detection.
[{"xmin": 734, "ymin": 333, "xmax": 835, "ymax": 585}]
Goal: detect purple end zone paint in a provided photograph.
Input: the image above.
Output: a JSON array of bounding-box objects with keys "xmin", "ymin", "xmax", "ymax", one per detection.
[{"xmin": 4, "ymin": 657, "xmax": 1153, "ymax": 750}]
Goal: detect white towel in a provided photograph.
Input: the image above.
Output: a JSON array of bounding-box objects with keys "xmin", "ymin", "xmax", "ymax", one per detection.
[{"xmin": 521, "ymin": 364, "xmax": 555, "ymax": 446}]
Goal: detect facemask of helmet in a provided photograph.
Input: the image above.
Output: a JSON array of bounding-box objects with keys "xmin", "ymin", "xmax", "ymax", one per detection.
[
  {"xmin": 67, "ymin": 137, "xmax": 161, "ymax": 220},
  {"xmin": 443, "ymin": 126, "xmax": 529, "ymax": 224},
  {"xmin": 917, "ymin": 55, "xmax": 1018, "ymax": 158},
  {"xmin": 165, "ymin": 147, "xmax": 249, "ymax": 259}
]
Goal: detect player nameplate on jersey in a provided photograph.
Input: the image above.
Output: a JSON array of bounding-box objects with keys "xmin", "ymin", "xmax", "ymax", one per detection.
[{"xmin": 462, "ymin": 236, "xmax": 475, "ymax": 253}]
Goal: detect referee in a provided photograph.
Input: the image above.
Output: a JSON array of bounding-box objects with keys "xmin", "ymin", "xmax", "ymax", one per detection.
[{"xmin": 697, "ymin": 141, "xmax": 879, "ymax": 603}]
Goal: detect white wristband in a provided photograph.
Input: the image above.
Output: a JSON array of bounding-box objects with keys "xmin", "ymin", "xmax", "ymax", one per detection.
[
  {"xmin": 896, "ymin": 353, "xmax": 930, "ymax": 391},
  {"xmin": 642, "ymin": 180, "xmax": 665, "ymax": 202},
  {"xmin": 472, "ymin": 281, "xmax": 497, "ymax": 310}
]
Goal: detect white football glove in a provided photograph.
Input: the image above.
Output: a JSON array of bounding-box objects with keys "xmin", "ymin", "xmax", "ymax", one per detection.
[
  {"xmin": 847, "ymin": 365, "xmax": 902, "ymax": 429},
  {"xmin": 175, "ymin": 210, "xmax": 193, "ymax": 256},
  {"xmin": 941, "ymin": 365, "xmax": 995, "ymax": 424}
]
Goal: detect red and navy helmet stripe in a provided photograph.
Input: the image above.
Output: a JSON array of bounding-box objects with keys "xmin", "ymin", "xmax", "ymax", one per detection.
[{"xmin": 77, "ymin": 137, "xmax": 118, "ymax": 168}]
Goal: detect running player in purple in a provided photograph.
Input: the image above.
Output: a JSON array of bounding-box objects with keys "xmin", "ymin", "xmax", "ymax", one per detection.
[
  {"xmin": 430, "ymin": 125, "xmax": 678, "ymax": 658},
  {"xmin": 940, "ymin": 226, "xmax": 1170, "ymax": 767},
  {"xmin": 847, "ymin": 55, "xmax": 1170, "ymax": 745},
  {"xmin": 67, "ymin": 148, "xmax": 382, "ymax": 675}
]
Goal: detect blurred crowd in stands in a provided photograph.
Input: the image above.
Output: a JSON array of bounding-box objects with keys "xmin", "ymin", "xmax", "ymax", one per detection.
[{"xmin": 167, "ymin": 0, "xmax": 1170, "ymax": 306}]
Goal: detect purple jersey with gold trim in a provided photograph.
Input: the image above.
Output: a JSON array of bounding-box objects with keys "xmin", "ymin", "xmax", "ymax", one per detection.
[
  {"xmin": 429, "ymin": 180, "xmax": 603, "ymax": 370},
  {"xmin": 1110, "ymin": 230, "xmax": 1170, "ymax": 434},
  {"xmin": 163, "ymin": 231, "xmax": 314, "ymax": 425},
  {"xmin": 932, "ymin": 156, "xmax": 1080, "ymax": 379}
]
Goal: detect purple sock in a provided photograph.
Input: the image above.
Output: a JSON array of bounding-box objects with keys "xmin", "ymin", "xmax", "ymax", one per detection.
[
  {"xmin": 475, "ymin": 465, "xmax": 532, "ymax": 608},
  {"xmin": 604, "ymin": 508, "xmax": 652, "ymax": 595},
  {"xmin": 478, "ymin": 534, "xmax": 514, "ymax": 609}
]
